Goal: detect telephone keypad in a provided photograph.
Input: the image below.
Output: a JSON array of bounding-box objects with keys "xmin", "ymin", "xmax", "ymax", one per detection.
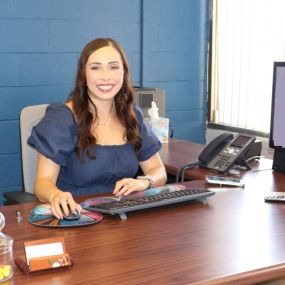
[{"xmin": 208, "ymin": 147, "xmax": 241, "ymax": 171}]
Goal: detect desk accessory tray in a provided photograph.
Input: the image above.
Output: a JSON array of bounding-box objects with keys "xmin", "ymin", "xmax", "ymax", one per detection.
[
  {"xmin": 28, "ymin": 204, "xmax": 103, "ymax": 227},
  {"xmin": 81, "ymin": 184, "xmax": 215, "ymax": 220}
]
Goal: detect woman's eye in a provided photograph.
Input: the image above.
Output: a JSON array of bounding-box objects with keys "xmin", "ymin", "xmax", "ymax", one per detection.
[
  {"xmin": 91, "ymin": 66, "xmax": 100, "ymax": 71},
  {"xmin": 110, "ymin": 65, "xmax": 120, "ymax": 70}
]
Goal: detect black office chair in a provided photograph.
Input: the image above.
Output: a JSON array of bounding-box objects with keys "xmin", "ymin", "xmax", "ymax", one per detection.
[{"xmin": 3, "ymin": 104, "xmax": 49, "ymax": 205}]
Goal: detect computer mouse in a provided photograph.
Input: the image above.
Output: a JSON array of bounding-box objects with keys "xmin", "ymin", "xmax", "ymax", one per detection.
[{"xmin": 63, "ymin": 208, "xmax": 80, "ymax": 220}]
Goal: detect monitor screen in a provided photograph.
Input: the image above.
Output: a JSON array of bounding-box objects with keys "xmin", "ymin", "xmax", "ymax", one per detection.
[{"xmin": 269, "ymin": 62, "xmax": 285, "ymax": 150}]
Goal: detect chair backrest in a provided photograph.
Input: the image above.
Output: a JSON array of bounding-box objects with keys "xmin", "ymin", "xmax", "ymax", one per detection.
[{"xmin": 20, "ymin": 104, "xmax": 49, "ymax": 193}]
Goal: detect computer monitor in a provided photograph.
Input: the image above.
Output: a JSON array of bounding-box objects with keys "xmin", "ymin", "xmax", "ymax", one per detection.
[{"xmin": 269, "ymin": 62, "xmax": 285, "ymax": 173}]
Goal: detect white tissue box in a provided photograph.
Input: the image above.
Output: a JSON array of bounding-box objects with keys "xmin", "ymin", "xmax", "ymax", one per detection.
[{"xmin": 145, "ymin": 117, "xmax": 169, "ymax": 144}]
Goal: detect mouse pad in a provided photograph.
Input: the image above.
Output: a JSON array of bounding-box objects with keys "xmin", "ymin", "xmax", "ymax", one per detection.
[{"xmin": 28, "ymin": 204, "xmax": 103, "ymax": 227}]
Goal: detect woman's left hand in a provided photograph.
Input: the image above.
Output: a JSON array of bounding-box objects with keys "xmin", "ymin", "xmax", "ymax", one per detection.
[{"xmin": 113, "ymin": 178, "xmax": 149, "ymax": 197}]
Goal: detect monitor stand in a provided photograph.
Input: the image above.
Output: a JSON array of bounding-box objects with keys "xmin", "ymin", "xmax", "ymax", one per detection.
[{"xmin": 272, "ymin": 149, "xmax": 285, "ymax": 174}]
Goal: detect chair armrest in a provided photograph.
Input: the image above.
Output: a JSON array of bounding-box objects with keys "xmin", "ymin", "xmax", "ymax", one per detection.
[{"xmin": 3, "ymin": 191, "xmax": 38, "ymax": 205}]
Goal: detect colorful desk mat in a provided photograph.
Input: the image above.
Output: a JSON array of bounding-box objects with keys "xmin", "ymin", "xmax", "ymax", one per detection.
[{"xmin": 28, "ymin": 204, "xmax": 103, "ymax": 227}]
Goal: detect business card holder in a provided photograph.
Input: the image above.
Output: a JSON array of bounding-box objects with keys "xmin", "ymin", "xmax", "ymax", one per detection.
[{"xmin": 15, "ymin": 237, "xmax": 73, "ymax": 275}]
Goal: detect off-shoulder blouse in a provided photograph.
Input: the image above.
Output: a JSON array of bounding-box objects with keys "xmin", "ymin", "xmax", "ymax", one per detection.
[{"xmin": 27, "ymin": 103, "xmax": 161, "ymax": 196}]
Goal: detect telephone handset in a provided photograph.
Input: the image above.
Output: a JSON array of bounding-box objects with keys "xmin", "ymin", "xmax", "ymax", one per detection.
[
  {"xmin": 199, "ymin": 132, "xmax": 234, "ymax": 165},
  {"xmin": 199, "ymin": 133, "xmax": 256, "ymax": 173}
]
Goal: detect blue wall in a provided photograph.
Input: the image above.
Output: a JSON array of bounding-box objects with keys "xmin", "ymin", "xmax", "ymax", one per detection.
[{"xmin": 0, "ymin": 0, "xmax": 209, "ymax": 203}]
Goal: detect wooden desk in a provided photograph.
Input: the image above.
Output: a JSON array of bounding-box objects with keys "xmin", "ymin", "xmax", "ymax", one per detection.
[
  {"xmin": 159, "ymin": 139, "xmax": 273, "ymax": 180},
  {"xmin": 2, "ymin": 170, "xmax": 285, "ymax": 284},
  {"xmin": 159, "ymin": 139, "xmax": 204, "ymax": 177}
]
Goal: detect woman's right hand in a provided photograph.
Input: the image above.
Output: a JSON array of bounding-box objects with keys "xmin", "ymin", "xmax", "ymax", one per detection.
[
  {"xmin": 49, "ymin": 190, "xmax": 82, "ymax": 219},
  {"xmin": 34, "ymin": 154, "xmax": 82, "ymax": 219}
]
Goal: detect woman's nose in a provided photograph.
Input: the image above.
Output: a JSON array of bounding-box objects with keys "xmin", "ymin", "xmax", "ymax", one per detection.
[{"xmin": 100, "ymin": 68, "xmax": 110, "ymax": 80}]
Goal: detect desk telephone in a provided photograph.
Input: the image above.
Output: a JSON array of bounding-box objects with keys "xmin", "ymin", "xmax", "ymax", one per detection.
[
  {"xmin": 176, "ymin": 132, "xmax": 256, "ymax": 182},
  {"xmin": 199, "ymin": 132, "xmax": 256, "ymax": 173}
]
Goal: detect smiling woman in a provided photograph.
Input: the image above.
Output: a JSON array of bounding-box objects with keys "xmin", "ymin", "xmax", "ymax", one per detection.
[
  {"xmin": 85, "ymin": 46, "xmax": 124, "ymax": 104},
  {"xmin": 27, "ymin": 38, "xmax": 167, "ymax": 219},
  {"xmin": 85, "ymin": 46, "xmax": 124, "ymax": 127}
]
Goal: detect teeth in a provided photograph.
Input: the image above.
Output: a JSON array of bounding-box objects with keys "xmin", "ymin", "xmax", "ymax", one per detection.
[{"xmin": 97, "ymin": 85, "xmax": 113, "ymax": 91}]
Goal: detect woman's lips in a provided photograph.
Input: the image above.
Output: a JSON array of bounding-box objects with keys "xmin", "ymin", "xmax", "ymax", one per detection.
[{"xmin": 96, "ymin": 84, "xmax": 115, "ymax": 93}]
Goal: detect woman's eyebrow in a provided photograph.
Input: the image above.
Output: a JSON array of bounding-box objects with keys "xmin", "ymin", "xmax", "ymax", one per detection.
[
  {"xmin": 88, "ymin": 61, "xmax": 120, "ymax": 66},
  {"xmin": 108, "ymin": 61, "xmax": 120, "ymax": 64},
  {"xmin": 88, "ymin": 61, "xmax": 101, "ymax": 66}
]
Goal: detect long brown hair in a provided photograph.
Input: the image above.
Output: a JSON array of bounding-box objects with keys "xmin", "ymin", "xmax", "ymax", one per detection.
[{"xmin": 68, "ymin": 38, "xmax": 141, "ymax": 159}]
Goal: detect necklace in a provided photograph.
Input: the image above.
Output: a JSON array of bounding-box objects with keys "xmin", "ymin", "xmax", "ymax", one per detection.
[
  {"xmin": 96, "ymin": 101, "xmax": 116, "ymax": 126},
  {"xmin": 98, "ymin": 117, "xmax": 112, "ymax": 126}
]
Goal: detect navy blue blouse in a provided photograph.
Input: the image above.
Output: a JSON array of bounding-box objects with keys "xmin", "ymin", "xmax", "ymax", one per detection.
[{"xmin": 27, "ymin": 103, "xmax": 162, "ymax": 196}]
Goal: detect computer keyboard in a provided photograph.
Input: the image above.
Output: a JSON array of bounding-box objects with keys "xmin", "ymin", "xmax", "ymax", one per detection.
[{"xmin": 81, "ymin": 185, "xmax": 215, "ymax": 219}]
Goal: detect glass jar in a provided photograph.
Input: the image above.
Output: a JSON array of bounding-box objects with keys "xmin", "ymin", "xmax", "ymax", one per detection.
[{"xmin": 0, "ymin": 213, "xmax": 13, "ymax": 282}]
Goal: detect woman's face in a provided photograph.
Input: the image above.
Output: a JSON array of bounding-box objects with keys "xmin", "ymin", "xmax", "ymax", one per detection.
[{"xmin": 85, "ymin": 46, "xmax": 124, "ymax": 102}]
